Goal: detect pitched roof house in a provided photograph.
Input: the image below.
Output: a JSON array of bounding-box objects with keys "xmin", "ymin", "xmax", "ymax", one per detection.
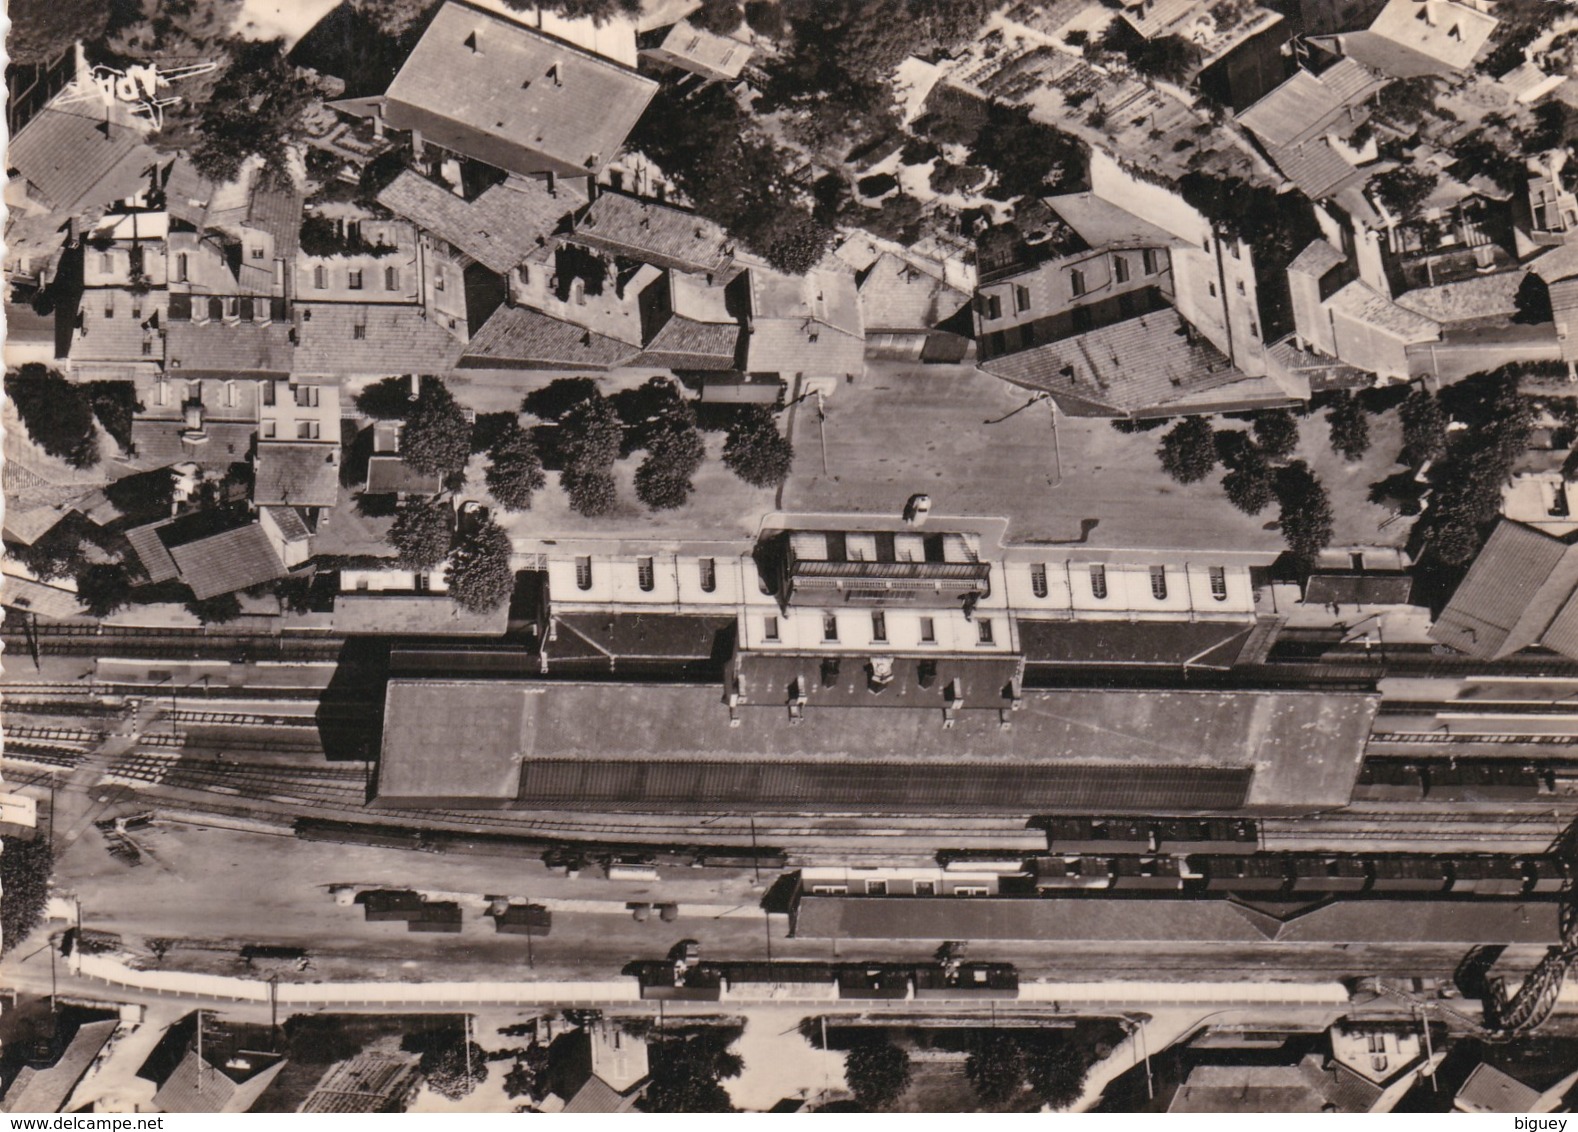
[
  {"xmin": 1429, "ymin": 519, "xmax": 1578, "ymax": 660},
  {"xmin": 383, "ymin": 2, "xmax": 658, "ymax": 178},
  {"xmin": 0, "ymin": 1020, "xmax": 118, "ymax": 1113}
]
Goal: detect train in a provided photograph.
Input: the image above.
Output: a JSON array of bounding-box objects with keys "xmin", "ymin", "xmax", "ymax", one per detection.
[
  {"xmin": 1034, "ymin": 817, "xmax": 1261, "ymax": 856},
  {"xmin": 1027, "ymin": 852, "xmax": 1568, "ymax": 898},
  {"xmin": 628, "ymin": 959, "xmax": 1020, "ymax": 1002}
]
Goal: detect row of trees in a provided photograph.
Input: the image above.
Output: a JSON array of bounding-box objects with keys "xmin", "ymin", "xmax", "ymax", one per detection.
[
  {"xmin": 1150, "ymin": 409, "xmax": 1336, "ymax": 564},
  {"xmin": 1, "ymin": 837, "xmax": 55, "ymax": 955}
]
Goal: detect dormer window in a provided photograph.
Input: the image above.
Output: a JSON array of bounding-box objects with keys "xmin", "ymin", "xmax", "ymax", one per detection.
[{"xmin": 1070, "ymin": 268, "xmax": 1086, "ymax": 297}]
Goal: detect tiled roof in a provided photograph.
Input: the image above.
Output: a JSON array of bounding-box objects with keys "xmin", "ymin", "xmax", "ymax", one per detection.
[
  {"xmin": 1237, "ymin": 60, "xmax": 1381, "ymax": 149},
  {"xmin": 73, "ymin": 291, "xmax": 163, "ymax": 366},
  {"xmin": 166, "ymin": 320, "xmax": 294, "ymax": 376},
  {"xmin": 1395, "ymin": 270, "xmax": 1524, "ymax": 324},
  {"xmin": 1429, "ymin": 519, "xmax": 1578, "ymax": 659},
  {"xmin": 750, "ymin": 263, "xmax": 864, "ymax": 339},
  {"xmin": 1365, "ymin": 0, "xmax": 1497, "ymax": 72},
  {"xmin": 129, "ymin": 421, "xmax": 257, "ymax": 470},
  {"xmin": 377, "ymin": 171, "xmax": 575, "ymax": 274},
  {"xmin": 1533, "ymin": 585, "xmax": 1578, "ymax": 661},
  {"xmin": 0, "ymin": 570, "xmax": 87, "ymax": 620},
  {"xmin": 645, "ymin": 18, "xmax": 751, "ymax": 80},
  {"xmin": 980, "ymin": 308, "xmax": 1255, "ymax": 417},
  {"xmin": 0, "ymin": 1020, "xmax": 118, "ymax": 1114},
  {"xmin": 746, "ymin": 318, "xmax": 866, "ymax": 377},
  {"xmin": 460, "ymin": 303, "xmax": 639, "ymax": 369},
  {"xmin": 254, "ymin": 442, "xmax": 341, "ymax": 507},
  {"xmin": 857, "ymin": 252, "xmax": 972, "ymax": 331},
  {"xmin": 293, "ymin": 304, "xmax": 465, "ymax": 375},
  {"xmin": 1325, "ymin": 30, "xmax": 1455, "ymax": 77},
  {"xmin": 1533, "ymin": 242, "xmax": 1578, "ymax": 284},
  {"xmin": 1456, "ymin": 1064, "xmax": 1541, "ymax": 1114},
  {"xmin": 167, "ymin": 523, "xmax": 287, "ymax": 599},
  {"xmin": 8, "ymin": 103, "xmax": 157, "ymax": 214},
  {"xmin": 570, "ymin": 192, "xmax": 733, "ymax": 275},
  {"xmin": 1044, "ymin": 191, "xmax": 1181, "ymax": 250},
  {"xmin": 562, "ymin": 1077, "xmax": 638, "ymax": 1114},
  {"xmin": 1268, "ymin": 139, "xmax": 1364, "ymax": 200},
  {"xmin": 163, "ymin": 157, "xmax": 216, "ymax": 227},
  {"xmin": 1325, "ymin": 279, "xmax": 1439, "ymax": 341},
  {"xmin": 125, "ymin": 522, "xmax": 180, "ymax": 583},
  {"xmin": 1288, "ymin": 239, "xmax": 1347, "ymax": 278},
  {"xmin": 247, "ymin": 176, "xmax": 304, "ymax": 260},
  {"xmin": 636, "ymin": 315, "xmax": 740, "ymax": 370},
  {"xmin": 261, "ymin": 505, "xmax": 311, "ymax": 542},
  {"xmin": 384, "ymin": 2, "xmax": 658, "ymax": 177},
  {"xmin": 154, "ymin": 1051, "xmax": 285, "ymax": 1114}
]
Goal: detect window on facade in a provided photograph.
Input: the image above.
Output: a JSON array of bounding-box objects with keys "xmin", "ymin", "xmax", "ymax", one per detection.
[
  {"xmin": 176, "ymin": 253, "xmax": 189, "ymax": 282},
  {"xmin": 919, "ymin": 616, "xmax": 936, "ymax": 643},
  {"xmin": 296, "ymin": 384, "xmax": 320, "ymax": 407},
  {"xmin": 238, "ymin": 297, "xmax": 254, "ymax": 322},
  {"xmin": 1090, "ymin": 564, "xmax": 1108, "ymax": 599},
  {"xmin": 225, "ymin": 381, "xmax": 238, "ymax": 408},
  {"xmin": 866, "ymin": 879, "xmax": 888, "ymax": 895},
  {"xmin": 977, "ymin": 618, "xmax": 994, "ymax": 644},
  {"xmin": 1150, "ymin": 566, "xmax": 1168, "ymax": 600},
  {"xmin": 262, "ymin": 380, "xmax": 276, "ymax": 407},
  {"xmin": 348, "ymin": 269, "xmax": 364, "ymax": 290},
  {"xmin": 1208, "ymin": 281, "xmax": 1217, "ymax": 298},
  {"xmin": 297, "ymin": 421, "xmax": 320, "ymax": 440},
  {"xmin": 1031, "ymin": 563, "xmax": 1048, "ymax": 598},
  {"xmin": 352, "ymin": 324, "xmax": 367, "ymax": 340},
  {"xmin": 871, "ymin": 611, "xmax": 887, "ymax": 642},
  {"xmin": 1236, "ymin": 279, "xmax": 1246, "ymax": 295},
  {"xmin": 415, "ymin": 573, "xmax": 431, "ymax": 592},
  {"xmin": 985, "ymin": 294, "xmax": 1002, "ymax": 320},
  {"xmin": 915, "ymin": 880, "xmax": 935, "ymax": 895},
  {"xmin": 103, "ymin": 296, "xmax": 114, "ymax": 318},
  {"xmin": 1249, "ymin": 321, "xmax": 1260, "ymax": 339},
  {"xmin": 1113, "ymin": 255, "xmax": 1129, "ymax": 284},
  {"xmin": 313, "ymin": 265, "xmax": 327, "ymax": 289},
  {"xmin": 261, "ymin": 420, "xmax": 277, "ymax": 438},
  {"xmin": 1015, "ymin": 284, "xmax": 1031, "ymax": 313},
  {"xmin": 822, "ymin": 613, "xmax": 839, "ymax": 642},
  {"xmin": 207, "ymin": 297, "xmax": 224, "ymax": 321},
  {"xmin": 763, "ymin": 615, "xmax": 780, "ymax": 641},
  {"xmin": 637, "ymin": 557, "xmax": 655, "ymax": 591},
  {"xmin": 100, "ymin": 253, "xmax": 113, "ymax": 274},
  {"xmin": 698, "ymin": 557, "xmax": 716, "ymax": 593},
  {"xmin": 155, "ymin": 380, "xmax": 170, "ymax": 407},
  {"xmin": 385, "ymin": 266, "xmax": 400, "ymax": 291},
  {"xmin": 518, "ymin": 265, "xmax": 530, "ymax": 285},
  {"xmin": 954, "ymin": 886, "xmax": 988, "ymax": 897},
  {"xmin": 575, "ymin": 556, "xmax": 593, "ymax": 590},
  {"xmin": 1209, "ymin": 566, "xmax": 1228, "ymax": 601},
  {"xmin": 141, "ymin": 339, "xmax": 153, "ymax": 356},
  {"xmin": 251, "ymin": 245, "xmax": 265, "ymax": 259},
  {"xmin": 435, "ymin": 267, "xmax": 445, "ymax": 291},
  {"xmin": 131, "ymin": 300, "xmax": 143, "ymax": 321},
  {"xmin": 1141, "ymin": 248, "xmax": 1158, "ymax": 275},
  {"xmin": 1070, "ymin": 268, "xmax": 1086, "ymax": 297}
]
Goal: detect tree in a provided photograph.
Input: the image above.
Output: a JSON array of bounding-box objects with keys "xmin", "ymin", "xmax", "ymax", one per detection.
[
  {"xmin": 353, "ymin": 0, "xmax": 442, "ymax": 37},
  {"xmin": 6, "ymin": 364, "xmax": 100, "ymax": 468},
  {"xmin": 173, "ymin": 39, "xmax": 313, "ymax": 185},
  {"xmin": 75, "ymin": 563, "xmax": 135, "ymax": 618},
  {"xmin": 563, "ymin": 470, "xmax": 620, "ymax": 517},
  {"xmin": 388, "ymin": 501, "xmax": 453, "ymax": 569},
  {"xmin": 744, "ymin": 0, "xmax": 784, "ymax": 36},
  {"xmin": 1275, "ymin": 461, "xmax": 1335, "ymax": 563},
  {"xmin": 689, "ymin": 0, "xmax": 744, "ymax": 33},
  {"xmin": 613, "ymin": 376, "xmax": 695, "ymax": 450},
  {"xmin": 446, "ymin": 520, "xmax": 515, "ymax": 614},
  {"xmin": 723, "ymin": 407, "xmax": 794, "ymax": 488},
  {"xmin": 1024, "ymin": 1037, "xmax": 1087, "ymax": 1111},
  {"xmin": 485, "ymin": 425, "xmax": 547, "ymax": 512},
  {"xmin": 1252, "ymin": 409, "xmax": 1300, "ymax": 461},
  {"xmin": 502, "ymin": 0, "xmax": 641, "ymax": 22},
  {"xmin": 1, "ymin": 837, "xmax": 54, "ymax": 954},
  {"xmin": 641, "ymin": 1033, "xmax": 742, "ymax": 1113},
  {"xmin": 85, "ymin": 381, "xmax": 139, "ymax": 452},
  {"xmin": 1324, "ymin": 391, "xmax": 1371, "ymax": 461},
  {"xmin": 1222, "ymin": 455, "xmax": 1275, "ymax": 515},
  {"xmin": 844, "ymin": 1040, "xmax": 912, "ymax": 1110},
  {"xmin": 356, "ymin": 375, "xmax": 420, "ymax": 420},
  {"xmin": 186, "ymin": 592, "xmax": 243, "ymax": 624},
  {"xmin": 1514, "ymin": 273, "xmax": 1553, "ymax": 324},
  {"xmin": 1157, "ymin": 417, "xmax": 1217, "ymax": 484},
  {"xmin": 1372, "ymin": 76, "xmax": 1439, "ymax": 129},
  {"xmin": 965, "ymin": 1032, "xmax": 1027, "ymax": 1105},
  {"xmin": 1103, "ymin": 22, "xmax": 1195, "ymax": 83},
  {"xmin": 558, "ymin": 395, "xmax": 624, "ymax": 478},
  {"xmin": 503, "ymin": 1059, "xmax": 536, "ymax": 1100},
  {"xmin": 8, "ymin": 0, "xmax": 113, "ymax": 64},
  {"xmin": 419, "ymin": 1037, "xmax": 488, "ymax": 1100},
  {"xmin": 635, "ymin": 424, "xmax": 706, "ymax": 511},
  {"xmin": 1371, "ymin": 166, "xmax": 1438, "ymax": 221},
  {"xmin": 400, "ymin": 379, "xmax": 473, "ymax": 477},
  {"xmin": 1400, "ymin": 389, "xmax": 1449, "ymax": 464},
  {"xmin": 759, "ymin": 207, "xmax": 834, "ymax": 274},
  {"xmin": 523, "ymin": 377, "xmax": 602, "ymax": 422}
]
